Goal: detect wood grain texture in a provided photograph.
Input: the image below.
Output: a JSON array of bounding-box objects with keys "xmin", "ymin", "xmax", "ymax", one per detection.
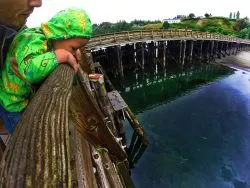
[
  {"xmin": 69, "ymin": 119, "xmax": 98, "ymax": 188},
  {"xmin": 101, "ymin": 151, "xmax": 123, "ymax": 188},
  {"xmin": 0, "ymin": 65, "xmax": 74, "ymax": 187},
  {"xmin": 0, "ymin": 139, "xmax": 5, "ymax": 163}
]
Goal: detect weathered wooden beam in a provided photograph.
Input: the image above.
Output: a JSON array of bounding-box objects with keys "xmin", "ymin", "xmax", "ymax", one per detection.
[
  {"xmin": 133, "ymin": 43, "xmax": 137, "ymax": 65},
  {"xmin": 210, "ymin": 41, "xmax": 215, "ymax": 61},
  {"xmin": 69, "ymin": 70, "xmax": 127, "ymax": 162},
  {"xmin": 0, "ymin": 139, "xmax": 5, "ymax": 162},
  {"xmin": 91, "ymin": 146, "xmax": 111, "ymax": 188},
  {"xmin": 0, "ymin": 64, "xmax": 73, "ymax": 187},
  {"xmin": 80, "ymin": 47, "xmax": 95, "ymax": 74},
  {"xmin": 190, "ymin": 40, "xmax": 194, "ymax": 63},
  {"xmin": 182, "ymin": 40, "xmax": 186, "ymax": 66},
  {"xmin": 163, "ymin": 41, "xmax": 167, "ymax": 68},
  {"xmin": 90, "ymin": 76, "xmax": 117, "ymax": 134},
  {"xmin": 179, "ymin": 40, "xmax": 183, "ymax": 64},
  {"xmin": 101, "ymin": 151, "xmax": 123, "ymax": 188},
  {"xmin": 115, "ymin": 45, "xmax": 124, "ymax": 81},
  {"xmin": 141, "ymin": 43, "xmax": 145, "ymax": 71},
  {"xmin": 199, "ymin": 40, "xmax": 203, "ymax": 62},
  {"xmin": 69, "ymin": 119, "xmax": 98, "ymax": 188},
  {"xmin": 124, "ymin": 108, "xmax": 149, "ymax": 146}
]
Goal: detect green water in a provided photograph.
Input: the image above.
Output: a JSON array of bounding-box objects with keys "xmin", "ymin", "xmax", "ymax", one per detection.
[{"xmin": 112, "ymin": 63, "xmax": 250, "ymax": 188}]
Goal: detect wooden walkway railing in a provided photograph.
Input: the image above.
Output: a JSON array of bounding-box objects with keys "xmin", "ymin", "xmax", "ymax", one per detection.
[
  {"xmin": 89, "ymin": 29, "xmax": 250, "ymax": 48},
  {"xmin": 0, "ymin": 64, "xmax": 73, "ymax": 187},
  {"xmin": 0, "ymin": 50, "xmax": 137, "ymax": 187}
]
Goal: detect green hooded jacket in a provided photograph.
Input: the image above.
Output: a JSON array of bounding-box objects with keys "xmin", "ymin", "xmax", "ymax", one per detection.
[{"xmin": 0, "ymin": 8, "xmax": 92, "ymax": 112}]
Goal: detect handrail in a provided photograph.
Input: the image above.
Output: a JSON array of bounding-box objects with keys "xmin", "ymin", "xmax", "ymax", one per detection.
[
  {"xmin": 89, "ymin": 29, "xmax": 250, "ymax": 48},
  {"xmin": 0, "ymin": 64, "xmax": 74, "ymax": 187}
]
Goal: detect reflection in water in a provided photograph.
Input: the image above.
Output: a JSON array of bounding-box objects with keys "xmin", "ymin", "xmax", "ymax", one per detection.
[
  {"xmin": 111, "ymin": 63, "xmax": 250, "ymax": 188},
  {"xmin": 115, "ymin": 64, "xmax": 233, "ymax": 114}
]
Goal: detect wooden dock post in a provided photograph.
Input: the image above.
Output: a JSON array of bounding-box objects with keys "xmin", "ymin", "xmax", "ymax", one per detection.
[
  {"xmin": 233, "ymin": 42, "xmax": 237, "ymax": 55},
  {"xmin": 228, "ymin": 42, "xmax": 232, "ymax": 55},
  {"xmin": 225, "ymin": 42, "xmax": 229, "ymax": 55},
  {"xmin": 141, "ymin": 43, "xmax": 145, "ymax": 71},
  {"xmin": 115, "ymin": 45, "xmax": 124, "ymax": 81},
  {"xmin": 189, "ymin": 40, "xmax": 194, "ymax": 63},
  {"xmin": 217, "ymin": 41, "xmax": 221, "ymax": 59},
  {"xmin": 206, "ymin": 41, "xmax": 210, "ymax": 62},
  {"xmin": 163, "ymin": 40, "xmax": 167, "ymax": 68},
  {"xmin": 199, "ymin": 40, "xmax": 203, "ymax": 63},
  {"xmin": 222, "ymin": 42, "xmax": 226, "ymax": 57},
  {"xmin": 219, "ymin": 41, "xmax": 223, "ymax": 58},
  {"xmin": 133, "ymin": 43, "xmax": 137, "ymax": 65},
  {"xmin": 214, "ymin": 41, "xmax": 218, "ymax": 58},
  {"xmin": 182, "ymin": 40, "xmax": 186, "ymax": 66},
  {"xmin": 179, "ymin": 40, "xmax": 183, "ymax": 65},
  {"xmin": 155, "ymin": 41, "xmax": 158, "ymax": 59},
  {"xmin": 210, "ymin": 40, "xmax": 215, "ymax": 62}
]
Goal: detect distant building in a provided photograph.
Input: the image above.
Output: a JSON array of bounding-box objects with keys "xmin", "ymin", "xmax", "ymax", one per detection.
[{"xmin": 162, "ymin": 18, "xmax": 181, "ymax": 23}]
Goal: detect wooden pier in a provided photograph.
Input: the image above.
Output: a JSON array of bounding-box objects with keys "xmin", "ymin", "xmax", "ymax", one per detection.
[{"xmin": 90, "ymin": 29, "xmax": 250, "ymax": 80}]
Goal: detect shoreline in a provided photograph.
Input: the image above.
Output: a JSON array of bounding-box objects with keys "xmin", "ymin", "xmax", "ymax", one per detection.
[{"xmin": 215, "ymin": 51, "xmax": 250, "ymax": 72}]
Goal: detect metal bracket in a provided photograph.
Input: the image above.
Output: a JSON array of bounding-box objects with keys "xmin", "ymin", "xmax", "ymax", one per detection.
[{"xmin": 107, "ymin": 90, "xmax": 128, "ymax": 111}]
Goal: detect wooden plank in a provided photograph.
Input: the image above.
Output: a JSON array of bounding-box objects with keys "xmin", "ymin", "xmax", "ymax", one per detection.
[
  {"xmin": 91, "ymin": 79, "xmax": 117, "ymax": 134},
  {"xmin": 0, "ymin": 138, "xmax": 5, "ymax": 162},
  {"xmin": 0, "ymin": 64, "xmax": 73, "ymax": 187},
  {"xmin": 101, "ymin": 151, "xmax": 123, "ymax": 188},
  {"xmin": 69, "ymin": 119, "xmax": 98, "ymax": 188},
  {"xmin": 91, "ymin": 146, "xmax": 111, "ymax": 188}
]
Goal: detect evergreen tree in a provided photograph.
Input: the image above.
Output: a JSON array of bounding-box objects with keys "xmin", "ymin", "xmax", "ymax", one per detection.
[
  {"xmin": 162, "ymin": 21, "xmax": 170, "ymax": 29},
  {"xmin": 188, "ymin": 13, "xmax": 195, "ymax": 19},
  {"xmin": 233, "ymin": 12, "xmax": 236, "ymax": 19},
  {"xmin": 229, "ymin": 12, "xmax": 232, "ymax": 19},
  {"xmin": 205, "ymin": 13, "xmax": 210, "ymax": 18},
  {"xmin": 236, "ymin": 11, "xmax": 240, "ymax": 19}
]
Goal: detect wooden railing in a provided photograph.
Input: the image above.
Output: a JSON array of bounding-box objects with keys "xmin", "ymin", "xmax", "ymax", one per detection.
[
  {"xmin": 0, "ymin": 64, "xmax": 74, "ymax": 187},
  {"xmin": 0, "ymin": 51, "xmax": 131, "ymax": 187},
  {"xmin": 89, "ymin": 29, "xmax": 250, "ymax": 48}
]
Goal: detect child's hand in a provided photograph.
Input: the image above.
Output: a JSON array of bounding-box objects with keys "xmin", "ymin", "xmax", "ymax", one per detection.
[{"xmin": 54, "ymin": 49, "xmax": 79, "ymax": 73}]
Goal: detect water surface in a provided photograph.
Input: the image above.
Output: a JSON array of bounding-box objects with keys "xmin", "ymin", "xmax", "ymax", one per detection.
[{"xmin": 114, "ymin": 61, "xmax": 250, "ymax": 188}]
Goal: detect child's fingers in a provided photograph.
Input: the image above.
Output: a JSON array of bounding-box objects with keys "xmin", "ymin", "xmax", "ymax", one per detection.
[
  {"xmin": 68, "ymin": 55, "xmax": 79, "ymax": 73},
  {"xmin": 75, "ymin": 49, "xmax": 81, "ymax": 62}
]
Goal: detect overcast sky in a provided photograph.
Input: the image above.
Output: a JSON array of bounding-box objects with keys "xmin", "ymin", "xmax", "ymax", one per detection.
[{"xmin": 27, "ymin": 0, "xmax": 250, "ymax": 27}]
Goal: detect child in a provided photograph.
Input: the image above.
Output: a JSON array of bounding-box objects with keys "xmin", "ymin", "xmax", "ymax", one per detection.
[{"xmin": 0, "ymin": 8, "xmax": 92, "ymax": 133}]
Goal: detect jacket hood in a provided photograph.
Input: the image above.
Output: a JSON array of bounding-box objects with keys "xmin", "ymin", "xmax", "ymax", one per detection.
[{"xmin": 41, "ymin": 8, "xmax": 92, "ymax": 40}]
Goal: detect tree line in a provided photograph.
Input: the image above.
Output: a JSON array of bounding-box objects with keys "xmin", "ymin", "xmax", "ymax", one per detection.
[{"xmin": 92, "ymin": 13, "xmax": 250, "ymax": 40}]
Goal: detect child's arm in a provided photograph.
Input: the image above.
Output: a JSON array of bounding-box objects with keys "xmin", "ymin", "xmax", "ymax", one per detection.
[
  {"xmin": 14, "ymin": 33, "xmax": 78, "ymax": 85},
  {"xmin": 17, "ymin": 51, "xmax": 59, "ymax": 84},
  {"xmin": 54, "ymin": 49, "xmax": 79, "ymax": 73}
]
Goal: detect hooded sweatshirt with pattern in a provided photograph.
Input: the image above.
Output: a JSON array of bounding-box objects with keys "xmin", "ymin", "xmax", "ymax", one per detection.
[{"xmin": 0, "ymin": 8, "xmax": 92, "ymax": 112}]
